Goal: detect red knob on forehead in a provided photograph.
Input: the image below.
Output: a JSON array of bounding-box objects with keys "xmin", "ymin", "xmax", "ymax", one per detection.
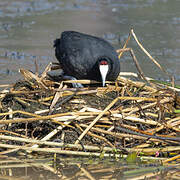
[{"xmin": 100, "ymin": 60, "xmax": 108, "ymax": 65}]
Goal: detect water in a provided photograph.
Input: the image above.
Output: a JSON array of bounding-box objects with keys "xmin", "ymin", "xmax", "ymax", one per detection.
[
  {"xmin": 0, "ymin": 0, "xmax": 180, "ymax": 84},
  {"xmin": 0, "ymin": 157, "xmax": 179, "ymax": 179},
  {"xmin": 0, "ymin": 0, "xmax": 180, "ymax": 179}
]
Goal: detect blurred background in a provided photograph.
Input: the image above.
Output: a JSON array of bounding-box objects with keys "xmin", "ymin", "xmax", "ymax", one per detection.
[{"xmin": 0, "ymin": 0, "xmax": 179, "ymax": 84}]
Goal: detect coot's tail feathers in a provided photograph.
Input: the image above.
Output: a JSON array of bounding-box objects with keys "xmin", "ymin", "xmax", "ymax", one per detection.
[{"xmin": 53, "ymin": 38, "xmax": 61, "ymax": 48}]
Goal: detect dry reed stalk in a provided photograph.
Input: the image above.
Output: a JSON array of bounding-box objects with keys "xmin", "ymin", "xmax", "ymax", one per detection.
[
  {"xmin": 79, "ymin": 124, "xmax": 163, "ymax": 143},
  {"xmin": 30, "ymin": 107, "xmax": 87, "ymax": 150},
  {"xmin": 132, "ymin": 146, "xmax": 180, "ymax": 153},
  {"xmin": 53, "ymin": 115, "xmax": 95, "ymax": 121},
  {"xmin": 145, "ymin": 125, "xmax": 165, "ymax": 134},
  {"xmin": 75, "ymin": 97, "xmax": 119, "ymax": 144},
  {"xmin": 35, "ymin": 109, "xmax": 50, "ymax": 114},
  {"xmin": 120, "ymin": 124, "xmax": 157, "ymax": 136},
  {"xmin": 29, "ymin": 121, "xmax": 72, "ymax": 151},
  {"xmin": 131, "ymin": 29, "xmax": 174, "ymax": 84},
  {"xmin": 63, "ymin": 79, "xmax": 99, "ymax": 85},
  {"xmin": 165, "ymin": 116, "xmax": 180, "ymax": 132},
  {"xmin": 97, "ymin": 86, "xmax": 122, "ymax": 93},
  {"xmin": 0, "ymin": 143, "xmax": 125, "ymax": 158},
  {"xmin": 115, "ymin": 127, "xmax": 180, "ymax": 143},
  {"xmin": 49, "ymin": 83, "xmax": 67, "ymax": 114},
  {"xmin": 113, "ymin": 112, "xmax": 161, "ymax": 126},
  {"xmin": 61, "ymin": 89, "xmax": 98, "ymax": 96},
  {"xmin": 20, "ymin": 97, "xmax": 50, "ymax": 105},
  {"xmin": 162, "ymin": 154, "xmax": 180, "ymax": 164},
  {"xmin": 134, "ymin": 143, "xmax": 151, "ymax": 149},
  {"xmin": 51, "ymin": 120, "xmax": 75, "ymax": 128},
  {"xmin": 0, "ymin": 111, "xmax": 119, "ymax": 124},
  {"xmin": 75, "ymin": 123, "xmax": 115, "ymax": 148},
  {"xmin": 0, "ymin": 109, "xmax": 164, "ymax": 127},
  {"xmin": 0, "ymin": 110, "xmax": 41, "ymax": 118},
  {"xmin": 0, "ymin": 148, "xmax": 19, "ymax": 155},
  {"xmin": 120, "ymin": 72, "xmax": 154, "ymax": 81},
  {"xmin": 1, "ymin": 90, "xmax": 42, "ymax": 95},
  {"xmin": 164, "ymin": 85, "xmax": 180, "ymax": 92},
  {"xmin": 1, "ymin": 141, "xmax": 179, "ymax": 156},
  {"xmin": 120, "ymin": 124, "xmax": 179, "ymax": 142},
  {"xmin": 19, "ymin": 68, "xmax": 48, "ymax": 89},
  {"xmin": 0, "ymin": 135, "xmax": 118, "ymax": 152},
  {"xmin": 14, "ymin": 97, "xmax": 31, "ymax": 107},
  {"xmin": 40, "ymin": 62, "xmax": 52, "ymax": 80},
  {"xmin": 116, "ymin": 48, "xmax": 130, "ymax": 54},
  {"xmin": 144, "ymin": 112, "xmax": 159, "ymax": 118},
  {"xmin": 123, "ymin": 96, "xmax": 173, "ymax": 116},
  {"xmin": 39, "ymin": 96, "xmax": 54, "ymax": 102},
  {"xmin": 166, "ymin": 126, "xmax": 180, "ymax": 133},
  {"xmin": 0, "ymin": 84, "xmax": 13, "ymax": 88},
  {"xmin": 131, "ymin": 29, "xmax": 166, "ymax": 75},
  {"xmin": 129, "ymin": 48, "xmax": 153, "ymax": 85},
  {"xmin": 167, "ymin": 116, "xmax": 180, "ymax": 127},
  {"xmin": 0, "ymin": 130, "xmax": 28, "ymax": 138},
  {"xmin": 118, "ymin": 96, "xmax": 157, "ymax": 101},
  {"xmin": 118, "ymin": 76, "xmax": 156, "ymax": 92},
  {"xmin": 118, "ymin": 30, "xmax": 131, "ymax": 59}
]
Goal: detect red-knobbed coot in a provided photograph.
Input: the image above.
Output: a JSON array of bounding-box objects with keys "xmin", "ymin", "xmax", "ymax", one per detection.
[{"xmin": 54, "ymin": 31, "xmax": 120, "ymax": 87}]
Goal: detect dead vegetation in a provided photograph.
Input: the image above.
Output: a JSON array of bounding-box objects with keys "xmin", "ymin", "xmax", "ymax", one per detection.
[{"xmin": 0, "ymin": 29, "xmax": 180, "ymax": 165}]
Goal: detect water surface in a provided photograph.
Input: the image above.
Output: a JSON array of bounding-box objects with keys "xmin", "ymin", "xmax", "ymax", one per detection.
[
  {"xmin": 0, "ymin": 1, "xmax": 180, "ymax": 178},
  {"xmin": 0, "ymin": 0, "xmax": 180, "ymax": 84},
  {"xmin": 0, "ymin": 157, "xmax": 179, "ymax": 179}
]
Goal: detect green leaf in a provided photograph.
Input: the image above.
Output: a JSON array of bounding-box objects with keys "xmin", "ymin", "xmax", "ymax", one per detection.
[
  {"xmin": 174, "ymin": 109, "xmax": 180, "ymax": 113},
  {"xmin": 126, "ymin": 152, "xmax": 139, "ymax": 163}
]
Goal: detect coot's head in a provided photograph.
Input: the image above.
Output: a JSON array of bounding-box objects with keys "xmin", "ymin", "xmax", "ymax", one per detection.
[{"xmin": 98, "ymin": 57, "xmax": 111, "ymax": 87}]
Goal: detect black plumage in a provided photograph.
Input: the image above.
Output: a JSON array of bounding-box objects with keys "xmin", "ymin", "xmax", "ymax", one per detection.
[{"xmin": 54, "ymin": 31, "xmax": 120, "ymax": 83}]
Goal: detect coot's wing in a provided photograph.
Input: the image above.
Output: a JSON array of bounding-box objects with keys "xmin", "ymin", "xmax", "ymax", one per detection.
[{"xmin": 54, "ymin": 31, "xmax": 95, "ymax": 79}]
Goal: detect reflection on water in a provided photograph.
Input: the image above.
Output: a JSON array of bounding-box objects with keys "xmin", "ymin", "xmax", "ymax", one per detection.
[
  {"xmin": 0, "ymin": 157, "xmax": 179, "ymax": 179},
  {"xmin": 0, "ymin": 0, "xmax": 180, "ymax": 84}
]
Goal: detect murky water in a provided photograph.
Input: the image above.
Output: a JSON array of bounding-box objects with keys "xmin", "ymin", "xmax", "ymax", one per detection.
[
  {"xmin": 0, "ymin": 0, "xmax": 180, "ymax": 84},
  {"xmin": 0, "ymin": 0, "xmax": 180, "ymax": 178},
  {"xmin": 0, "ymin": 157, "xmax": 179, "ymax": 180}
]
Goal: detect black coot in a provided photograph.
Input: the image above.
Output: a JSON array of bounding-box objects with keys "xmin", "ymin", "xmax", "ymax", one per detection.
[{"xmin": 54, "ymin": 31, "xmax": 120, "ymax": 86}]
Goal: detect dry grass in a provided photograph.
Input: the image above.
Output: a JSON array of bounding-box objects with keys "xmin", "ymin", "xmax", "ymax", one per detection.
[{"xmin": 0, "ymin": 29, "xmax": 179, "ymax": 165}]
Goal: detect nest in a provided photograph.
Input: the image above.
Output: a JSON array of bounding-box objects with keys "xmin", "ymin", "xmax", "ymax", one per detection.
[{"xmin": 0, "ymin": 29, "xmax": 180, "ymax": 164}]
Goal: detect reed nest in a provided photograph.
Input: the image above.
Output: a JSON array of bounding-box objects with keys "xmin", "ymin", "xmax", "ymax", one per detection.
[{"xmin": 0, "ymin": 29, "xmax": 180, "ymax": 164}]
